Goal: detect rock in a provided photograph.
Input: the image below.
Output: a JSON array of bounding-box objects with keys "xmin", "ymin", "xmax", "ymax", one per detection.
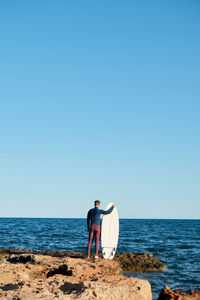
[
  {"xmin": 0, "ymin": 249, "xmax": 153, "ymax": 299},
  {"xmin": 0, "ymin": 249, "xmax": 166, "ymax": 272},
  {"xmin": 158, "ymin": 286, "xmax": 200, "ymax": 300},
  {"xmin": 78, "ymin": 276, "xmax": 152, "ymax": 300},
  {"xmin": 115, "ymin": 252, "xmax": 167, "ymax": 272}
]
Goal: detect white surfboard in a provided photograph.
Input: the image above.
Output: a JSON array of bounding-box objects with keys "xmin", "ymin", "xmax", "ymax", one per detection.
[{"xmin": 101, "ymin": 202, "xmax": 119, "ymax": 259}]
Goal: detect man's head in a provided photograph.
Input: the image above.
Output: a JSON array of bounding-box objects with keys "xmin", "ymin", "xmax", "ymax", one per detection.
[{"xmin": 94, "ymin": 200, "xmax": 100, "ymax": 208}]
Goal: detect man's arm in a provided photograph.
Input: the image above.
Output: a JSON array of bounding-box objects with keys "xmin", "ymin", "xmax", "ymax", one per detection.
[
  {"xmin": 87, "ymin": 210, "xmax": 91, "ymax": 230},
  {"xmin": 100, "ymin": 205, "xmax": 115, "ymax": 215}
]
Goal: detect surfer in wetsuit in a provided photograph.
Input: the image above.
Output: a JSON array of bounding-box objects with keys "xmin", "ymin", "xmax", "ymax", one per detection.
[{"xmin": 87, "ymin": 200, "xmax": 115, "ymax": 259}]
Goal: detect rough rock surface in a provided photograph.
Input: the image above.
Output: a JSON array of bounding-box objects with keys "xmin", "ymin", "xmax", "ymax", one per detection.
[
  {"xmin": 115, "ymin": 252, "xmax": 167, "ymax": 272},
  {"xmin": 0, "ymin": 249, "xmax": 152, "ymax": 300},
  {"xmin": 158, "ymin": 286, "xmax": 200, "ymax": 300},
  {"xmin": 0, "ymin": 248, "xmax": 167, "ymax": 272}
]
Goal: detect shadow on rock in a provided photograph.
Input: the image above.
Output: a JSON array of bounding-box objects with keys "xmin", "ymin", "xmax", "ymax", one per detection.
[
  {"xmin": 0, "ymin": 283, "xmax": 20, "ymax": 291},
  {"xmin": 59, "ymin": 281, "xmax": 85, "ymax": 295},
  {"xmin": 47, "ymin": 265, "xmax": 73, "ymax": 278},
  {"xmin": 7, "ymin": 254, "xmax": 35, "ymax": 264}
]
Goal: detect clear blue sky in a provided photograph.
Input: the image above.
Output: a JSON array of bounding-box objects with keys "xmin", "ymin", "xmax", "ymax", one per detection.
[{"xmin": 0, "ymin": 0, "xmax": 199, "ymax": 218}]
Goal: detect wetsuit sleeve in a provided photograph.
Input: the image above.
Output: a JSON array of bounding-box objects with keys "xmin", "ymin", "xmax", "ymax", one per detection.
[
  {"xmin": 100, "ymin": 206, "xmax": 114, "ymax": 215},
  {"xmin": 87, "ymin": 210, "xmax": 91, "ymax": 229}
]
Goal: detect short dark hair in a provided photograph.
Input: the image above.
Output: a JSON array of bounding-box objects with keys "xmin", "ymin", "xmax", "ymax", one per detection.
[{"xmin": 94, "ymin": 200, "xmax": 100, "ymax": 206}]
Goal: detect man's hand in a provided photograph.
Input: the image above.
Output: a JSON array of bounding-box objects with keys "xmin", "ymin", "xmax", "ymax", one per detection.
[{"xmin": 112, "ymin": 204, "xmax": 116, "ymax": 208}]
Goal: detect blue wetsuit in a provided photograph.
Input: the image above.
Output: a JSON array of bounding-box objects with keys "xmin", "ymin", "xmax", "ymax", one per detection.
[{"xmin": 87, "ymin": 206, "xmax": 114, "ymax": 230}]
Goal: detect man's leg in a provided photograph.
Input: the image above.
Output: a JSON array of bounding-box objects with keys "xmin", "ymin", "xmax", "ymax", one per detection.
[
  {"xmin": 95, "ymin": 225, "xmax": 101, "ymax": 257},
  {"xmin": 87, "ymin": 225, "xmax": 94, "ymax": 257}
]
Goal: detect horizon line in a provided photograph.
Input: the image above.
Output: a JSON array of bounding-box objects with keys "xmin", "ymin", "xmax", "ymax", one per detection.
[{"xmin": 0, "ymin": 217, "xmax": 199, "ymax": 220}]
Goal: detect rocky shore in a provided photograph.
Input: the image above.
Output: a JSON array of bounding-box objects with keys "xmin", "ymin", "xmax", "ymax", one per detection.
[{"xmin": 0, "ymin": 249, "xmax": 199, "ymax": 299}]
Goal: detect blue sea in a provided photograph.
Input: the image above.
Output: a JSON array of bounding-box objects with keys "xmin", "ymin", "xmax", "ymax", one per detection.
[{"xmin": 0, "ymin": 218, "xmax": 199, "ymax": 299}]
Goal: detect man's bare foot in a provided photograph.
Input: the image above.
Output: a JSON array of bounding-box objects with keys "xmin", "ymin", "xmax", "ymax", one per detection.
[{"xmin": 95, "ymin": 256, "xmax": 99, "ymax": 260}]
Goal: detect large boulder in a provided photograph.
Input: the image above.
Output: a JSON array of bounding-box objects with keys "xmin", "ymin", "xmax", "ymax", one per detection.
[
  {"xmin": 115, "ymin": 252, "xmax": 167, "ymax": 272},
  {"xmin": 77, "ymin": 276, "xmax": 152, "ymax": 300},
  {"xmin": 158, "ymin": 286, "xmax": 200, "ymax": 300}
]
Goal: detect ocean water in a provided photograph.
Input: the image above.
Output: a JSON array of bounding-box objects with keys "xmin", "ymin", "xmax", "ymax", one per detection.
[{"xmin": 0, "ymin": 218, "xmax": 199, "ymax": 299}]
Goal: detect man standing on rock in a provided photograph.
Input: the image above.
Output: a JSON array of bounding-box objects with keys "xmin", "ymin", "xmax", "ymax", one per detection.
[{"xmin": 87, "ymin": 200, "xmax": 115, "ymax": 259}]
